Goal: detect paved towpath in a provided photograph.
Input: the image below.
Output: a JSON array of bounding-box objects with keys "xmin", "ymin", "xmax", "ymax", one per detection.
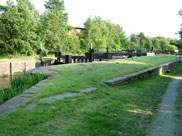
[{"xmin": 148, "ymin": 76, "xmax": 182, "ymax": 136}]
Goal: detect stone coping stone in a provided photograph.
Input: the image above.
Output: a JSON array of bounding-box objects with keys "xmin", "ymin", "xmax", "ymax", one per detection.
[
  {"xmin": 104, "ymin": 60, "xmax": 180, "ymax": 86},
  {"xmin": 35, "ymin": 79, "xmax": 49, "ymax": 87},
  {"xmin": 20, "ymin": 94, "xmax": 34, "ymax": 98},
  {"xmin": 24, "ymin": 86, "xmax": 41, "ymax": 93}
]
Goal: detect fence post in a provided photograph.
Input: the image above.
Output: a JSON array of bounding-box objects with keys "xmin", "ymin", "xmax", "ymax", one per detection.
[
  {"xmin": 106, "ymin": 46, "xmax": 109, "ymax": 53},
  {"xmin": 57, "ymin": 46, "xmax": 61, "ymax": 64},
  {"xmin": 106, "ymin": 46, "xmax": 109, "ymax": 59},
  {"xmin": 65, "ymin": 55, "xmax": 72, "ymax": 64},
  {"xmin": 89, "ymin": 44, "xmax": 94, "ymax": 62},
  {"xmin": 40, "ymin": 44, "xmax": 43, "ymax": 66}
]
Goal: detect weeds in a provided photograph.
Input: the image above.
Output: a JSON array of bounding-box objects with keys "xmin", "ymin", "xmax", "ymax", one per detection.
[{"xmin": 0, "ymin": 73, "xmax": 45, "ymax": 104}]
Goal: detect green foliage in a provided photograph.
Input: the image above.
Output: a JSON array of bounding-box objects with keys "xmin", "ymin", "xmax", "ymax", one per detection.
[
  {"xmin": 0, "ymin": 0, "xmax": 40, "ymax": 56},
  {"xmin": 152, "ymin": 38, "xmax": 160, "ymax": 49},
  {"xmin": 130, "ymin": 33, "xmax": 178, "ymax": 50},
  {"xmin": 0, "ymin": 73, "xmax": 45, "ymax": 104},
  {"xmin": 80, "ymin": 16, "xmax": 129, "ymax": 52},
  {"xmin": 65, "ymin": 35, "xmax": 82, "ymax": 54},
  {"xmin": 0, "ymin": 1, "xmax": 180, "ymax": 57},
  {"xmin": 170, "ymin": 39, "xmax": 182, "ymax": 49},
  {"xmin": 179, "ymin": 9, "xmax": 182, "ymax": 39},
  {"xmin": 39, "ymin": 0, "xmax": 69, "ymax": 52},
  {"xmin": 0, "ymin": 0, "xmax": 69, "ymax": 56}
]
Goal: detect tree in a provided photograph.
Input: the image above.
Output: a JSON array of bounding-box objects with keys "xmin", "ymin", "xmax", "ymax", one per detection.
[
  {"xmin": 144, "ymin": 37, "xmax": 153, "ymax": 50},
  {"xmin": 138, "ymin": 32, "xmax": 146, "ymax": 48},
  {"xmin": 152, "ymin": 38, "xmax": 160, "ymax": 49},
  {"xmin": 158, "ymin": 39, "xmax": 169, "ymax": 50},
  {"xmin": 39, "ymin": 0, "xmax": 69, "ymax": 52},
  {"xmin": 81, "ymin": 16, "xmax": 129, "ymax": 51},
  {"xmin": 81, "ymin": 17, "xmax": 107, "ymax": 51},
  {"xmin": 0, "ymin": 0, "xmax": 40, "ymax": 55},
  {"xmin": 66, "ymin": 35, "xmax": 81, "ymax": 54},
  {"xmin": 130, "ymin": 34, "xmax": 139, "ymax": 46}
]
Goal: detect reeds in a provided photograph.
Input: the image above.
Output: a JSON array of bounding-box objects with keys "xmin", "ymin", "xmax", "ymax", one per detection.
[{"xmin": 0, "ymin": 73, "xmax": 45, "ymax": 104}]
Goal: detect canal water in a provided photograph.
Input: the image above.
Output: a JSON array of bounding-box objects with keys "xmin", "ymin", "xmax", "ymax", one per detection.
[{"xmin": 0, "ymin": 77, "xmax": 11, "ymax": 90}]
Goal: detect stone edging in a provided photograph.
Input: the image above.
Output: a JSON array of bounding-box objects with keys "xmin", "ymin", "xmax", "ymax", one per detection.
[{"xmin": 104, "ymin": 60, "xmax": 181, "ymax": 86}]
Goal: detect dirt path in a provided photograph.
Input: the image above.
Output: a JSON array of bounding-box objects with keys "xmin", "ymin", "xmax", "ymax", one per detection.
[{"xmin": 148, "ymin": 76, "xmax": 182, "ymax": 136}]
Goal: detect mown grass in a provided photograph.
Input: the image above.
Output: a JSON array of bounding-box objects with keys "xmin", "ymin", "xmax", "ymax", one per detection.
[
  {"xmin": 0, "ymin": 73, "xmax": 45, "ymax": 104},
  {"xmin": 0, "ymin": 54, "xmax": 179, "ymax": 136},
  {"xmin": 34, "ymin": 54, "xmax": 176, "ymax": 98}
]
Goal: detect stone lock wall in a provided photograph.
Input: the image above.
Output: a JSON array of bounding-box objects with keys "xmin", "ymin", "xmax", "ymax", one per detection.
[
  {"xmin": 0, "ymin": 60, "xmax": 36, "ymax": 77},
  {"xmin": 104, "ymin": 60, "xmax": 181, "ymax": 86},
  {"xmin": 0, "ymin": 62, "xmax": 11, "ymax": 77}
]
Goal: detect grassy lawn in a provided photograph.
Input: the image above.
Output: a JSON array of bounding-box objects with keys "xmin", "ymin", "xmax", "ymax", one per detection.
[{"xmin": 0, "ymin": 54, "xmax": 179, "ymax": 136}]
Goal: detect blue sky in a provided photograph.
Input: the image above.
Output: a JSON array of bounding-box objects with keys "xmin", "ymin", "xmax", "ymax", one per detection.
[{"xmin": 0, "ymin": 0, "xmax": 182, "ymax": 39}]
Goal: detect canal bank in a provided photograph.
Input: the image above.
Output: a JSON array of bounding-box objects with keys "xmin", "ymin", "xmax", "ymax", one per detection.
[{"xmin": 0, "ymin": 59, "xmax": 54, "ymax": 77}]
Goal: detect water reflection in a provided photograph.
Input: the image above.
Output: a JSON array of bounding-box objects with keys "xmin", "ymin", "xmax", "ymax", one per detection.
[{"xmin": 0, "ymin": 77, "xmax": 11, "ymax": 90}]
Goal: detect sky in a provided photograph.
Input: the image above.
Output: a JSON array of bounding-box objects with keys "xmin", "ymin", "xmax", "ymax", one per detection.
[{"xmin": 0, "ymin": 0, "xmax": 182, "ymax": 39}]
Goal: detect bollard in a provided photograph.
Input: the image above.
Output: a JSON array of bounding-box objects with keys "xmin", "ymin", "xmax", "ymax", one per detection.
[
  {"xmin": 57, "ymin": 46, "xmax": 61, "ymax": 64},
  {"xmin": 65, "ymin": 55, "xmax": 72, "ymax": 64},
  {"xmin": 89, "ymin": 44, "xmax": 95, "ymax": 62},
  {"xmin": 40, "ymin": 44, "xmax": 43, "ymax": 66}
]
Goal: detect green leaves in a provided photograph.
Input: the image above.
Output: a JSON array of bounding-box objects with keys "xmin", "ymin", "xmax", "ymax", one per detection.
[
  {"xmin": 130, "ymin": 33, "xmax": 177, "ymax": 50},
  {"xmin": 81, "ymin": 16, "xmax": 129, "ymax": 52},
  {"xmin": 0, "ymin": 0, "xmax": 40, "ymax": 56},
  {"xmin": 39, "ymin": 0, "xmax": 69, "ymax": 52}
]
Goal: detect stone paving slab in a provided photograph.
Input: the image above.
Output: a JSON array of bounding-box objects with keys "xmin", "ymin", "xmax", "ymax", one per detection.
[
  {"xmin": 20, "ymin": 93, "xmax": 34, "ymax": 98},
  {"xmin": 24, "ymin": 86, "xmax": 41, "ymax": 94},
  {"xmin": 35, "ymin": 80, "xmax": 49, "ymax": 87},
  {"xmin": 26, "ymin": 88, "xmax": 98, "ymax": 109},
  {"xmin": 0, "ymin": 95, "xmax": 32, "ymax": 117},
  {"xmin": 40, "ymin": 93, "xmax": 78, "ymax": 104},
  {"xmin": 80, "ymin": 88, "xmax": 97, "ymax": 93}
]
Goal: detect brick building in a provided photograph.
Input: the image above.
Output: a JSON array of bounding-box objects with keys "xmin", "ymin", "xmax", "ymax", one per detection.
[{"xmin": 69, "ymin": 27, "xmax": 86, "ymax": 35}]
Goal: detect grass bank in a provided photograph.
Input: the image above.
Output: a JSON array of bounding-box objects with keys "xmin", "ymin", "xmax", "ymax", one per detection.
[
  {"xmin": 0, "ymin": 73, "xmax": 45, "ymax": 104},
  {"xmin": 0, "ymin": 54, "xmax": 179, "ymax": 136}
]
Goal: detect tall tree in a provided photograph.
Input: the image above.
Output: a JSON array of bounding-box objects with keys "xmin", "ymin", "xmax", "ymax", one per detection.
[
  {"xmin": 39, "ymin": 0, "xmax": 69, "ymax": 51},
  {"xmin": 144, "ymin": 37, "xmax": 153, "ymax": 50},
  {"xmin": 0, "ymin": 0, "xmax": 40, "ymax": 55},
  {"xmin": 152, "ymin": 38, "xmax": 160, "ymax": 49},
  {"xmin": 130, "ymin": 34, "xmax": 139, "ymax": 44},
  {"xmin": 178, "ymin": 9, "xmax": 182, "ymax": 39},
  {"xmin": 81, "ymin": 16, "xmax": 129, "ymax": 51}
]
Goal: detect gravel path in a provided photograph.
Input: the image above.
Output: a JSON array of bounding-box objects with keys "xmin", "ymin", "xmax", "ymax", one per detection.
[{"xmin": 148, "ymin": 76, "xmax": 182, "ymax": 136}]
